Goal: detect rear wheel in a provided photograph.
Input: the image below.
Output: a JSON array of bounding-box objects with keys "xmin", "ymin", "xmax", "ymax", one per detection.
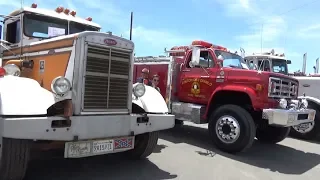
[
  {"xmin": 290, "ymin": 103, "xmax": 320, "ymax": 140},
  {"xmin": 127, "ymin": 132, "xmax": 159, "ymax": 159},
  {"xmin": 0, "ymin": 138, "xmax": 31, "ymax": 180},
  {"xmin": 256, "ymin": 126, "xmax": 290, "ymax": 144},
  {"xmin": 208, "ymin": 104, "xmax": 256, "ymax": 153}
]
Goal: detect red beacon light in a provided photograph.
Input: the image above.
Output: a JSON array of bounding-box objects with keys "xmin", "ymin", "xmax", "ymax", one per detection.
[
  {"xmin": 0, "ymin": 67, "xmax": 6, "ymax": 77},
  {"xmin": 191, "ymin": 40, "xmax": 212, "ymax": 48},
  {"xmin": 86, "ymin": 17, "xmax": 92, "ymax": 21},
  {"xmin": 31, "ymin": 3, "xmax": 37, "ymax": 8},
  {"xmin": 70, "ymin": 10, "xmax": 76, "ymax": 16},
  {"xmin": 55, "ymin": 6, "xmax": 64, "ymax": 13},
  {"xmin": 64, "ymin": 8, "xmax": 70, "ymax": 15}
]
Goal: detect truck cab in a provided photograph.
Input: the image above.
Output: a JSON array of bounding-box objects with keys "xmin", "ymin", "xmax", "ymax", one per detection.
[
  {"xmin": 134, "ymin": 40, "xmax": 315, "ymax": 154},
  {"xmin": 0, "ymin": 3, "xmax": 174, "ymax": 180},
  {"xmin": 245, "ymin": 50, "xmax": 320, "ymax": 140}
]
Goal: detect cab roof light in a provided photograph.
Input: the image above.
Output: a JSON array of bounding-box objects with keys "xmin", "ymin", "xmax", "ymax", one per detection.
[
  {"xmin": 86, "ymin": 17, "xmax": 92, "ymax": 21},
  {"xmin": 55, "ymin": 6, "xmax": 64, "ymax": 13},
  {"xmin": 31, "ymin": 3, "xmax": 37, "ymax": 8},
  {"xmin": 70, "ymin": 10, "xmax": 76, "ymax": 16},
  {"xmin": 64, "ymin": 8, "xmax": 70, "ymax": 15}
]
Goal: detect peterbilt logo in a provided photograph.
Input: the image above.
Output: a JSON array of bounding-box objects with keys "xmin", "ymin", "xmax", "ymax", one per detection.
[{"xmin": 104, "ymin": 38, "xmax": 117, "ymax": 46}]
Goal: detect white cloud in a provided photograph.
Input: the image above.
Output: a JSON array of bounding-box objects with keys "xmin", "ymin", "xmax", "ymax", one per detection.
[{"xmin": 297, "ymin": 23, "xmax": 320, "ymax": 39}]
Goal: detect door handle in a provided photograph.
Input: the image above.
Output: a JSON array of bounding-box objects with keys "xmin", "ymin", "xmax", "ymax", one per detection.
[
  {"xmin": 303, "ymin": 84, "xmax": 310, "ymax": 87},
  {"xmin": 182, "ymin": 69, "xmax": 190, "ymax": 72},
  {"xmin": 201, "ymin": 76, "xmax": 209, "ymax": 78}
]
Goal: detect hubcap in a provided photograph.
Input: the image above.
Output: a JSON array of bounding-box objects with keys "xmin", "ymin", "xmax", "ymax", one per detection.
[
  {"xmin": 215, "ymin": 115, "xmax": 240, "ymax": 144},
  {"xmin": 293, "ymin": 122, "xmax": 315, "ymax": 133}
]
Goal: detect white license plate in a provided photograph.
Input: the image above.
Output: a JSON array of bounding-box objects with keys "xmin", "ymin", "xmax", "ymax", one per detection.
[{"xmin": 65, "ymin": 139, "xmax": 114, "ymax": 158}]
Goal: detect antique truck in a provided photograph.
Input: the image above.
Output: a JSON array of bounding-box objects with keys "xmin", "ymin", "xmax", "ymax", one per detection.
[
  {"xmin": 245, "ymin": 50, "xmax": 320, "ymax": 140},
  {"xmin": 0, "ymin": 3, "xmax": 175, "ymax": 180},
  {"xmin": 133, "ymin": 40, "xmax": 315, "ymax": 154}
]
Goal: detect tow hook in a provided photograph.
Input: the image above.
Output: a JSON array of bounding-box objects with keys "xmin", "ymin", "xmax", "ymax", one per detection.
[{"xmin": 137, "ymin": 113, "xmax": 149, "ymax": 123}]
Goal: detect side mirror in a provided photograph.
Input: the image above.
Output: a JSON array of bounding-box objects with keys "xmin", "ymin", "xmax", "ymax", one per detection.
[
  {"xmin": 287, "ymin": 60, "xmax": 291, "ymax": 64},
  {"xmin": 191, "ymin": 46, "xmax": 200, "ymax": 66},
  {"xmin": 0, "ymin": 24, "xmax": 2, "ymax": 40}
]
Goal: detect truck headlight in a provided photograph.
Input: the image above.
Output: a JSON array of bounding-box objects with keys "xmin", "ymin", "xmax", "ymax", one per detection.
[
  {"xmin": 51, "ymin": 76, "xmax": 71, "ymax": 95},
  {"xmin": 301, "ymin": 99, "xmax": 308, "ymax": 108},
  {"xmin": 133, "ymin": 83, "xmax": 145, "ymax": 97},
  {"xmin": 3, "ymin": 64, "xmax": 20, "ymax": 76},
  {"xmin": 279, "ymin": 98, "xmax": 287, "ymax": 109}
]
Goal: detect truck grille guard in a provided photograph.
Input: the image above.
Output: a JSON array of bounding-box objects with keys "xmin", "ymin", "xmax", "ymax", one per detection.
[
  {"xmin": 81, "ymin": 44, "xmax": 131, "ymax": 112},
  {"xmin": 268, "ymin": 77, "xmax": 298, "ymax": 99}
]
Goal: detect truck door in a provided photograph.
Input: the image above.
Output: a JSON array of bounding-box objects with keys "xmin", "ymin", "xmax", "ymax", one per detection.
[{"xmin": 178, "ymin": 50, "xmax": 215, "ymax": 105}]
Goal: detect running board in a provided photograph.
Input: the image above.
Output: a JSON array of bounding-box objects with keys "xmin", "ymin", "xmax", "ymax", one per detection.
[{"xmin": 171, "ymin": 102, "xmax": 207, "ymax": 124}]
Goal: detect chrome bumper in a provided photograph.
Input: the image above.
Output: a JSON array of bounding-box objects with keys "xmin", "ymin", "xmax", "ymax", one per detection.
[{"xmin": 262, "ymin": 108, "xmax": 316, "ymax": 127}]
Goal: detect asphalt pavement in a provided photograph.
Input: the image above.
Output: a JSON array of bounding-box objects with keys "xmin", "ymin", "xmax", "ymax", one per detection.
[{"xmin": 25, "ymin": 122, "xmax": 320, "ymax": 180}]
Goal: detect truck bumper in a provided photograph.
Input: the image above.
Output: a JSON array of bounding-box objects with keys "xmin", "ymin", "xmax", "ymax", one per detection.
[
  {"xmin": 0, "ymin": 114, "xmax": 175, "ymax": 141},
  {"xmin": 262, "ymin": 108, "xmax": 316, "ymax": 127}
]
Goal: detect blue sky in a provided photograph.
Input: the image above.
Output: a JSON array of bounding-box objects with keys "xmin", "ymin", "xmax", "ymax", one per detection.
[{"xmin": 1, "ymin": 0, "xmax": 320, "ymax": 73}]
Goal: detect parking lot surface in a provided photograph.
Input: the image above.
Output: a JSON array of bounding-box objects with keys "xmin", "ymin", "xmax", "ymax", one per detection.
[{"xmin": 25, "ymin": 122, "xmax": 320, "ymax": 180}]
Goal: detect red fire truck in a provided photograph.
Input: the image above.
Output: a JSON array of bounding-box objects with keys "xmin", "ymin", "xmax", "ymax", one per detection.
[{"xmin": 134, "ymin": 40, "xmax": 316, "ymax": 153}]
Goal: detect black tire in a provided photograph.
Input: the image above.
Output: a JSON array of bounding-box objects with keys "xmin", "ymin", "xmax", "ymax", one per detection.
[
  {"xmin": 0, "ymin": 138, "xmax": 31, "ymax": 180},
  {"xmin": 208, "ymin": 104, "xmax": 256, "ymax": 153},
  {"xmin": 127, "ymin": 131, "xmax": 159, "ymax": 159},
  {"xmin": 174, "ymin": 119, "xmax": 184, "ymax": 127},
  {"xmin": 290, "ymin": 103, "xmax": 320, "ymax": 140},
  {"xmin": 256, "ymin": 126, "xmax": 290, "ymax": 144}
]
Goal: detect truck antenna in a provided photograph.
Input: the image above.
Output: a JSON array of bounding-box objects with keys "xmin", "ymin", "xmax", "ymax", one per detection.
[{"xmin": 129, "ymin": 12, "xmax": 133, "ymax": 40}]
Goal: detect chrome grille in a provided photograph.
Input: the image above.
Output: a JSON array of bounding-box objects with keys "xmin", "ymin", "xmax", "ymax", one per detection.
[
  {"xmin": 268, "ymin": 77, "xmax": 298, "ymax": 98},
  {"xmin": 83, "ymin": 45, "xmax": 131, "ymax": 111}
]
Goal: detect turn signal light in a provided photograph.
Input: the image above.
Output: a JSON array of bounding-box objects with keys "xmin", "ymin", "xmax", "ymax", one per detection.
[{"xmin": 256, "ymin": 84, "xmax": 263, "ymax": 91}]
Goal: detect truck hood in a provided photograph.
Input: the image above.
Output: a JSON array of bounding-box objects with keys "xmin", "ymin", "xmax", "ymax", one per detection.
[{"xmin": 225, "ymin": 68, "xmax": 298, "ymax": 84}]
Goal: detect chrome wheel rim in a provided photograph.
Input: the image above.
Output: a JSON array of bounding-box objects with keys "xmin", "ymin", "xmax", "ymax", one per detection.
[
  {"xmin": 215, "ymin": 115, "xmax": 241, "ymax": 144},
  {"xmin": 293, "ymin": 122, "xmax": 315, "ymax": 133}
]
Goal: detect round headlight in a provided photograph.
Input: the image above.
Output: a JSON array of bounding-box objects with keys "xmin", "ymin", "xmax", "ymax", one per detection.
[
  {"xmin": 279, "ymin": 98, "xmax": 287, "ymax": 109},
  {"xmin": 51, "ymin": 76, "xmax": 71, "ymax": 95},
  {"xmin": 301, "ymin": 99, "xmax": 308, "ymax": 109},
  {"xmin": 3, "ymin": 64, "xmax": 20, "ymax": 76},
  {"xmin": 133, "ymin": 83, "xmax": 145, "ymax": 97}
]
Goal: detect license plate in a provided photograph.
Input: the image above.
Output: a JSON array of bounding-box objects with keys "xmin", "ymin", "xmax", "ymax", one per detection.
[
  {"xmin": 92, "ymin": 140, "xmax": 114, "ymax": 154},
  {"xmin": 64, "ymin": 137, "xmax": 134, "ymax": 158}
]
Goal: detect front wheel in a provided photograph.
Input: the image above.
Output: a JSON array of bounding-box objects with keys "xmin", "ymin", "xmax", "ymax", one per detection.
[
  {"xmin": 256, "ymin": 126, "xmax": 290, "ymax": 144},
  {"xmin": 290, "ymin": 104, "xmax": 320, "ymax": 140},
  {"xmin": 126, "ymin": 131, "xmax": 159, "ymax": 159},
  {"xmin": 208, "ymin": 104, "xmax": 256, "ymax": 153},
  {"xmin": 0, "ymin": 138, "xmax": 31, "ymax": 180}
]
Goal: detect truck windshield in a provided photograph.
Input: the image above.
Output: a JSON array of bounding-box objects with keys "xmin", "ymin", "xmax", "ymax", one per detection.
[
  {"xmin": 23, "ymin": 14, "xmax": 68, "ymax": 38},
  {"xmin": 215, "ymin": 50, "xmax": 249, "ymax": 69},
  {"xmin": 272, "ymin": 59, "xmax": 288, "ymax": 75},
  {"xmin": 69, "ymin": 21, "xmax": 99, "ymax": 34},
  {"xmin": 23, "ymin": 14, "xmax": 100, "ymax": 38}
]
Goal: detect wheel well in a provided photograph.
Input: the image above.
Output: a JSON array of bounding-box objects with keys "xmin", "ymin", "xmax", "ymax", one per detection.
[
  {"xmin": 207, "ymin": 91, "xmax": 253, "ymax": 118},
  {"xmin": 132, "ymin": 103, "xmax": 146, "ymax": 114}
]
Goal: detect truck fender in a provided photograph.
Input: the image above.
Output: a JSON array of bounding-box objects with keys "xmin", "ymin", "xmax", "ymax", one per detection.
[
  {"xmin": 132, "ymin": 83, "xmax": 168, "ymax": 113},
  {"xmin": 204, "ymin": 85, "xmax": 257, "ymax": 118},
  {"xmin": 298, "ymin": 95, "xmax": 320, "ymax": 108},
  {"xmin": 0, "ymin": 76, "xmax": 56, "ymax": 115}
]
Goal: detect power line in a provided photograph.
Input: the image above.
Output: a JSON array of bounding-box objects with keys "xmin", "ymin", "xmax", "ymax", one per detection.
[{"xmin": 277, "ymin": 0, "xmax": 320, "ymax": 16}]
